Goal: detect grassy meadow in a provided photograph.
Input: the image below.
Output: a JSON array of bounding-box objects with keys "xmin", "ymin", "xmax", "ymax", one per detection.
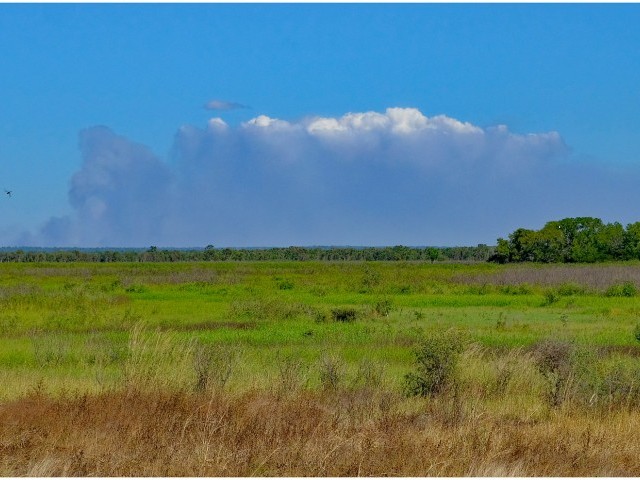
[{"xmin": 3, "ymin": 260, "xmax": 640, "ymax": 475}]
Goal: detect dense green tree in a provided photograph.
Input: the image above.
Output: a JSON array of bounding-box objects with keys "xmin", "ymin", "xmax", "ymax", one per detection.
[
  {"xmin": 534, "ymin": 222, "xmax": 565, "ymax": 263},
  {"xmin": 489, "ymin": 238, "xmax": 510, "ymax": 264},
  {"xmin": 624, "ymin": 222, "xmax": 640, "ymax": 260},
  {"xmin": 508, "ymin": 228, "xmax": 537, "ymax": 262},
  {"xmin": 566, "ymin": 217, "xmax": 604, "ymax": 262},
  {"xmin": 492, "ymin": 217, "xmax": 640, "ymax": 264},
  {"xmin": 596, "ymin": 222, "xmax": 625, "ymax": 260},
  {"xmin": 426, "ymin": 247, "xmax": 440, "ymax": 263}
]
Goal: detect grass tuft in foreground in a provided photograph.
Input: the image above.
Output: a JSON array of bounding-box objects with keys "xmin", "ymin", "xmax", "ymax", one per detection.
[{"xmin": 2, "ymin": 385, "xmax": 640, "ymax": 476}]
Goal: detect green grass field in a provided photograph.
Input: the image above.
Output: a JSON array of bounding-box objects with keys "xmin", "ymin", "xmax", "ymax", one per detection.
[
  {"xmin": 6, "ymin": 260, "xmax": 640, "ymax": 475},
  {"xmin": 2, "ymin": 260, "xmax": 640, "ymax": 399}
]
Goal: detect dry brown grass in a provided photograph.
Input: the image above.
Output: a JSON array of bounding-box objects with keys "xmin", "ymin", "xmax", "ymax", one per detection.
[{"xmin": 2, "ymin": 387, "xmax": 640, "ymax": 476}]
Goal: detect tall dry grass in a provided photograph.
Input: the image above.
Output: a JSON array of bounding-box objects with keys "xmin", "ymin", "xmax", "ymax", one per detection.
[{"xmin": 2, "ymin": 387, "xmax": 640, "ymax": 476}]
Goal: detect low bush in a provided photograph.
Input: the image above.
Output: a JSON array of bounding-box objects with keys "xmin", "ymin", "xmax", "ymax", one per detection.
[
  {"xmin": 374, "ymin": 299, "xmax": 393, "ymax": 317},
  {"xmin": 403, "ymin": 330, "xmax": 465, "ymax": 397},
  {"xmin": 604, "ymin": 281, "xmax": 637, "ymax": 298},
  {"xmin": 634, "ymin": 323, "xmax": 640, "ymax": 343},
  {"xmin": 331, "ymin": 308, "xmax": 357, "ymax": 323},
  {"xmin": 556, "ymin": 282, "xmax": 587, "ymax": 296},
  {"xmin": 277, "ymin": 280, "xmax": 294, "ymax": 290},
  {"xmin": 542, "ymin": 289, "xmax": 560, "ymax": 306},
  {"xmin": 533, "ymin": 339, "xmax": 574, "ymax": 406}
]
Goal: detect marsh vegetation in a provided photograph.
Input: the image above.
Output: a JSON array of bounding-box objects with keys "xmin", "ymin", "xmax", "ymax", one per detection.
[{"xmin": 2, "ymin": 261, "xmax": 640, "ymax": 475}]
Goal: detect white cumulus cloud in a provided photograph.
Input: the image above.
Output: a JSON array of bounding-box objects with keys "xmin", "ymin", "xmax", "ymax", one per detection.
[{"xmin": 15, "ymin": 106, "xmax": 638, "ymax": 248}]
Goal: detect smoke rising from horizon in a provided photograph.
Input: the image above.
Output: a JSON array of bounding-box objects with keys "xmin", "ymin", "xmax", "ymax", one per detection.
[{"xmin": 12, "ymin": 107, "xmax": 640, "ymax": 248}]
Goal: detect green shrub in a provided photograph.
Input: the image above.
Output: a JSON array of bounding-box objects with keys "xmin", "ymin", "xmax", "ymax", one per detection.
[
  {"xmin": 604, "ymin": 281, "xmax": 637, "ymax": 298},
  {"xmin": 311, "ymin": 308, "xmax": 328, "ymax": 323},
  {"xmin": 403, "ymin": 330, "xmax": 465, "ymax": 397},
  {"xmin": 277, "ymin": 280, "xmax": 294, "ymax": 290},
  {"xmin": 557, "ymin": 282, "xmax": 586, "ymax": 296},
  {"xmin": 542, "ymin": 289, "xmax": 560, "ymax": 306},
  {"xmin": 634, "ymin": 323, "xmax": 640, "ymax": 342},
  {"xmin": 374, "ymin": 299, "xmax": 393, "ymax": 317},
  {"xmin": 500, "ymin": 284, "xmax": 532, "ymax": 295},
  {"xmin": 331, "ymin": 308, "xmax": 357, "ymax": 323}
]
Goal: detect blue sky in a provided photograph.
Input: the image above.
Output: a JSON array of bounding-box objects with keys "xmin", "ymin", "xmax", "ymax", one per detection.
[{"xmin": 1, "ymin": 4, "xmax": 640, "ymax": 247}]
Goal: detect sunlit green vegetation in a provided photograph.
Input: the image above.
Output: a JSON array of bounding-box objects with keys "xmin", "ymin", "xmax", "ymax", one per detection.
[
  {"xmin": 2, "ymin": 261, "xmax": 640, "ymax": 399},
  {"xmin": 493, "ymin": 216, "xmax": 640, "ymax": 263},
  {"xmin": 5, "ymin": 260, "xmax": 640, "ymax": 475}
]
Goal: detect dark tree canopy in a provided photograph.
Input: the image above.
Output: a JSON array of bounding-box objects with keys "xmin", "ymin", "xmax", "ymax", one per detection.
[
  {"xmin": 0, "ymin": 244, "xmax": 495, "ymax": 263},
  {"xmin": 490, "ymin": 217, "xmax": 640, "ymax": 263}
]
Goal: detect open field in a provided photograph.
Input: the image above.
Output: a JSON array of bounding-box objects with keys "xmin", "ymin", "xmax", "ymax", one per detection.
[{"xmin": 3, "ymin": 261, "xmax": 640, "ymax": 475}]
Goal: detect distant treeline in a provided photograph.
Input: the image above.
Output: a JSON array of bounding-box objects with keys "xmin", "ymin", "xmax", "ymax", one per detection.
[
  {"xmin": 490, "ymin": 217, "xmax": 640, "ymax": 263},
  {"xmin": 0, "ymin": 244, "xmax": 494, "ymax": 263},
  {"xmin": 7, "ymin": 216, "xmax": 640, "ymax": 264}
]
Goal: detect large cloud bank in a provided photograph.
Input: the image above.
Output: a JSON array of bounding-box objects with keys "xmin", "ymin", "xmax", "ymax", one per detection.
[{"xmin": 16, "ymin": 107, "xmax": 640, "ymax": 247}]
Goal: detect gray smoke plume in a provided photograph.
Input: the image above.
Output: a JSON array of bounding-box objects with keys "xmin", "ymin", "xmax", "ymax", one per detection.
[{"xmin": 16, "ymin": 107, "xmax": 640, "ymax": 248}]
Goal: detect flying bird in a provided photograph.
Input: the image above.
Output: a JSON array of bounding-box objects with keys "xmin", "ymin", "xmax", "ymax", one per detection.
[{"xmin": 5, "ymin": 190, "xmax": 11, "ymax": 198}]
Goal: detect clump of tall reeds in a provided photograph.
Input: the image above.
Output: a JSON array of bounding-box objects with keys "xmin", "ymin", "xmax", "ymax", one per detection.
[
  {"xmin": 192, "ymin": 339, "xmax": 241, "ymax": 392},
  {"xmin": 123, "ymin": 323, "xmax": 195, "ymax": 391}
]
